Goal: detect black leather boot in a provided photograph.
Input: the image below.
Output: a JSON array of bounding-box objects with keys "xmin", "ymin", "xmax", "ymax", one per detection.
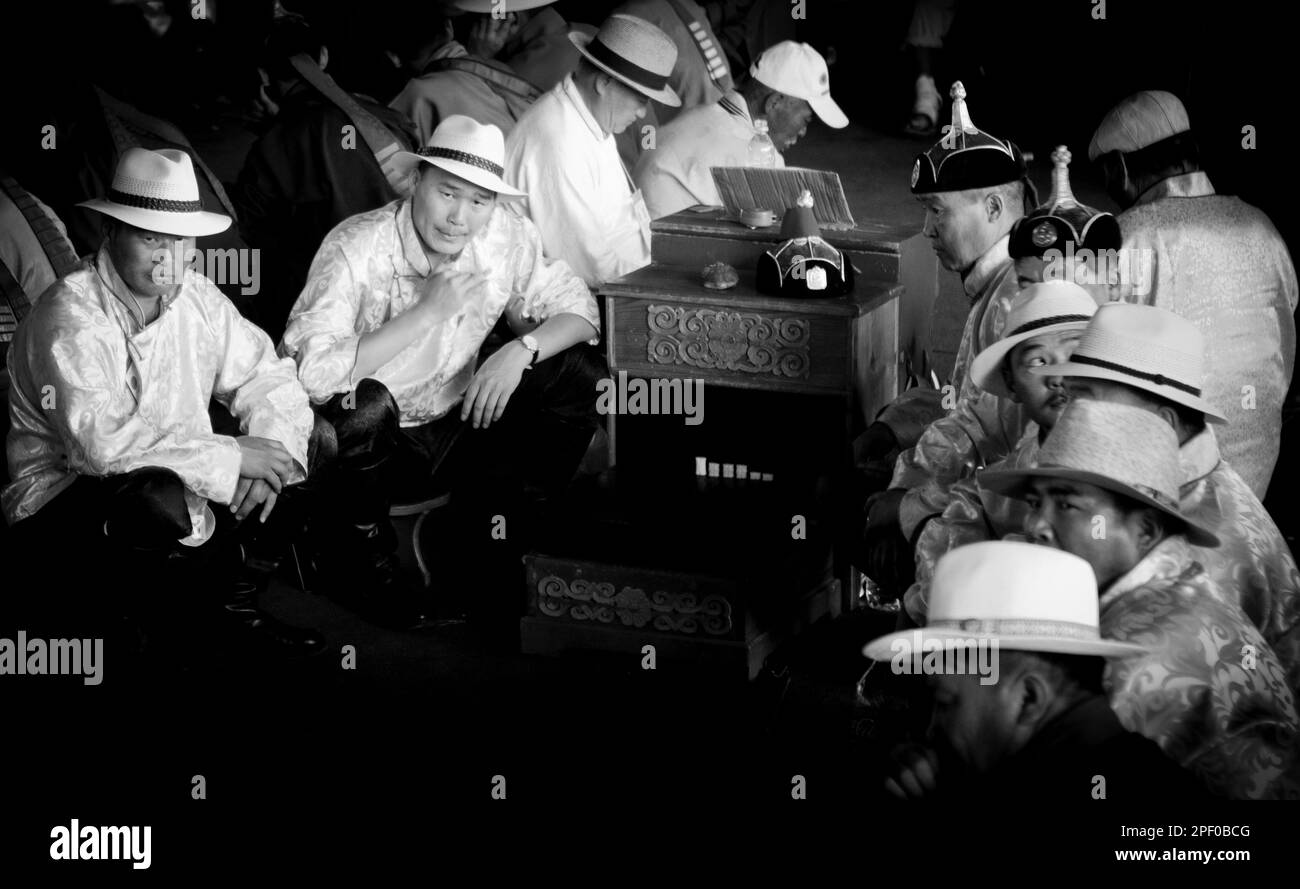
[{"xmin": 218, "ymin": 538, "xmax": 325, "ymax": 655}]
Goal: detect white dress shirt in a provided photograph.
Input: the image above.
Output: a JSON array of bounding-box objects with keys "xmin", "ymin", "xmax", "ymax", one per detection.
[
  {"xmin": 280, "ymin": 197, "xmax": 599, "ymax": 426},
  {"xmin": 503, "ymin": 75, "xmax": 652, "ymax": 287}
]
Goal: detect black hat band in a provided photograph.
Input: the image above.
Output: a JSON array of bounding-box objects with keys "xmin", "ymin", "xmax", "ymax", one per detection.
[
  {"xmin": 108, "ymin": 189, "xmax": 202, "ymax": 213},
  {"xmin": 585, "ymin": 37, "xmax": 669, "ymax": 91},
  {"xmin": 416, "ymin": 147, "xmax": 503, "ymax": 178},
  {"xmin": 1070, "ymin": 354, "xmax": 1201, "ymax": 396},
  {"xmin": 1008, "ymin": 314, "xmax": 1093, "ymax": 337}
]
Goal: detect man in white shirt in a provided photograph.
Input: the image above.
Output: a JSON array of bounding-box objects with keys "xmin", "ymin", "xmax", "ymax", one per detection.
[
  {"xmin": 633, "ymin": 40, "xmax": 848, "ymax": 220},
  {"xmin": 503, "ymin": 13, "xmax": 681, "ymax": 287},
  {"xmin": 281, "ymin": 116, "xmax": 602, "ymax": 627},
  {"xmin": 5, "ymin": 148, "xmax": 326, "ymax": 658}
]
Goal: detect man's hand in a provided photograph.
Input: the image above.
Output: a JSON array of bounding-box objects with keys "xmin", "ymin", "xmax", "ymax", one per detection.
[
  {"xmin": 861, "ymin": 487, "xmax": 910, "ymax": 594},
  {"xmin": 884, "ymin": 743, "xmax": 940, "ymax": 800},
  {"xmin": 415, "ymin": 269, "xmax": 490, "ymax": 327},
  {"xmin": 230, "ymin": 477, "xmax": 279, "ymax": 523},
  {"xmin": 236, "ymin": 436, "xmax": 294, "ymax": 491},
  {"xmin": 461, "ymin": 340, "xmax": 530, "ymax": 429},
  {"xmin": 466, "ymin": 12, "xmax": 518, "ymax": 59}
]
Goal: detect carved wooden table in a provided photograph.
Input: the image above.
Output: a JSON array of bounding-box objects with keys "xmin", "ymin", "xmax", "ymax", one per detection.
[{"xmin": 520, "ymin": 263, "xmax": 903, "ymax": 681}]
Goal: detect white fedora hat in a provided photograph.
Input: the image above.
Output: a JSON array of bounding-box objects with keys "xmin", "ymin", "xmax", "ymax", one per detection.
[
  {"xmin": 750, "ymin": 41, "xmax": 848, "ymax": 129},
  {"xmin": 1032, "ymin": 302, "xmax": 1227, "ymax": 423},
  {"xmin": 569, "ymin": 14, "xmax": 681, "ymax": 107},
  {"xmin": 863, "ymin": 541, "xmax": 1149, "ymax": 660},
  {"xmin": 393, "ymin": 115, "xmax": 526, "ymax": 198},
  {"xmin": 78, "ymin": 147, "xmax": 231, "ymax": 238},
  {"xmin": 980, "ymin": 399, "xmax": 1221, "ymax": 547},
  {"xmin": 970, "ymin": 280, "xmax": 1098, "ymax": 399}
]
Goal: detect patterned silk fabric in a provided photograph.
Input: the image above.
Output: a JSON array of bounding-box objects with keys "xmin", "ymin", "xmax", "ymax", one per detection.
[
  {"xmin": 879, "ymin": 235, "xmax": 1029, "ymax": 539},
  {"xmin": 905, "ymin": 423, "xmax": 1042, "ymax": 623},
  {"xmin": 1111, "ymin": 172, "xmax": 1298, "ymax": 497},
  {"xmin": 4, "ymin": 245, "xmax": 312, "ymax": 538},
  {"xmin": 1100, "ymin": 537, "xmax": 1300, "ymax": 799},
  {"xmin": 280, "ymin": 197, "xmax": 599, "ymax": 426},
  {"xmin": 906, "ymin": 427, "xmax": 1300, "ymax": 694}
]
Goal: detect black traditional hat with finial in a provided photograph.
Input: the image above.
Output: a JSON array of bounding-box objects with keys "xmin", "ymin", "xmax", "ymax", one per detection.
[
  {"xmin": 911, "ymin": 82, "xmax": 1026, "ymax": 194},
  {"xmin": 1009, "ymin": 145, "xmax": 1122, "ymax": 259}
]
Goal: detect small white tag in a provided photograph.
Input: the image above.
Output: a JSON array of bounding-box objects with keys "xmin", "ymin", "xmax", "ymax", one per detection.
[{"xmin": 806, "ymin": 266, "xmax": 827, "ymax": 290}]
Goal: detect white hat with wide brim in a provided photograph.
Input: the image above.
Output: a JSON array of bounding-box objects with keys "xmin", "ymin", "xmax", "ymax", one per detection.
[
  {"xmin": 1031, "ymin": 302, "xmax": 1227, "ymax": 423},
  {"xmin": 863, "ymin": 541, "xmax": 1150, "ymax": 661},
  {"xmin": 568, "ymin": 14, "xmax": 681, "ymax": 107},
  {"xmin": 78, "ymin": 147, "xmax": 231, "ymax": 238},
  {"xmin": 392, "ymin": 114, "xmax": 526, "ymax": 198},
  {"xmin": 970, "ymin": 280, "xmax": 1098, "ymax": 398},
  {"xmin": 979, "ymin": 399, "xmax": 1221, "ymax": 547}
]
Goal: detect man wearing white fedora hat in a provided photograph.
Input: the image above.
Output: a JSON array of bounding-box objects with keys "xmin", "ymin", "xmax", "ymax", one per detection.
[
  {"xmin": 981, "ymin": 400, "xmax": 1299, "ymax": 798},
  {"xmin": 1037, "ymin": 302, "xmax": 1300, "ymax": 696},
  {"xmin": 633, "ymin": 40, "xmax": 848, "ymax": 220},
  {"xmin": 281, "ymin": 115, "xmax": 601, "ymax": 624},
  {"xmin": 901, "ymin": 280, "xmax": 1098, "ymax": 624},
  {"xmin": 866, "ymin": 542, "xmax": 1206, "ymax": 800},
  {"xmin": 4, "ymin": 147, "xmax": 328, "ymax": 658},
  {"xmin": 504, "ymin": 13, "xmax": 681, "ymax": 287},
  {"xmin": 1091, "ymin": 90, "xmax": 1298, "ymax": 498}
]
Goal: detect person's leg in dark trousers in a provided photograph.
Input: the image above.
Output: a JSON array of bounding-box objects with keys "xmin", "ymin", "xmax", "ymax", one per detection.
[
  {"xmin": 438, "ymin": 343, "xmax": 606, "ymax": 632},
  {"xmin": 311, "ymin": 378, "xmax": 455, "ymax": 627}
]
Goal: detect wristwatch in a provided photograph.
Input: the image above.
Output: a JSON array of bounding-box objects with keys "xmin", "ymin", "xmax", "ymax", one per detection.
[{"xmin": 517, "ymin": 334, "xmax": 540, "ymax": 368}]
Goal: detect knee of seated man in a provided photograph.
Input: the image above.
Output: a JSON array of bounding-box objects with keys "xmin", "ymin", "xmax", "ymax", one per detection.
[
  {"xmin": 324, "ymin": 377, "xmax": 401, "ymax": 455},
  {"xmin": 105, "ymin": 467, "xmax": 192, "ymax": 548}
]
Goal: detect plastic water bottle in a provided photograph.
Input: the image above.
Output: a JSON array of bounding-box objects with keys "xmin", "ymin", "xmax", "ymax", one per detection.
[{"xmin": 747, "ymin": 119, "xmax": 777, "ymax": 168}]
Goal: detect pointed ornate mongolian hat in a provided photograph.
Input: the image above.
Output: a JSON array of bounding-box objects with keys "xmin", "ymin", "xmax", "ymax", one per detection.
[
  {"xmin": 910, "ymin": 82, "xmax": 1026, "ymax": 194},
  {"xmin": 1009, "ymin": 146, "xmax": 1121, "ymax": 259}
]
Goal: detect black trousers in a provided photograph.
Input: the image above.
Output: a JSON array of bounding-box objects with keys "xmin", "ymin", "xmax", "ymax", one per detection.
[
  {"xmin": 3, "ymin": 416, "xmax": 336, "ymax": 635},
  {"xmin": 314, "ymin": 344, "xmax": 606, "ymax": 605}
]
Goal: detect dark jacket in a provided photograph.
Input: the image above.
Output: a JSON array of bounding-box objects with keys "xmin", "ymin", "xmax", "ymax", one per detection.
[
  {"xmin": 955, "ymin": 696, "xmax": 1214, "ymax": 801},
  {"xmin": 232, "ymin": 81, "xmax": 417, "ymax": 342}
]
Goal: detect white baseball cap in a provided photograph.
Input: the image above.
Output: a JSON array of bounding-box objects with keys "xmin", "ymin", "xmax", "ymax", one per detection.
[{"xmin": 750, "ymin": 41, "xmax": 848, "ymax": 129}]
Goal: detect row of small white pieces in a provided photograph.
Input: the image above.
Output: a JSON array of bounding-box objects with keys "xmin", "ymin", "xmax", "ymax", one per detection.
[{"xmin": 694, "ymin": 456, "xmax": 774, "ymax": 482}]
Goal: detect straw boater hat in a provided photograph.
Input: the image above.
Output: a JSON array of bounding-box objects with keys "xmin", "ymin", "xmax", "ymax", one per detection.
[
  {"xmin": 569, "ymin": 14, "xmax": 681, "ymax": 107},
  {"xmin": 1030, "ymin": 302, "xmax": 1227, "ymax": 423},
  {"xmin": 911, "ymin": 82, "xmax": 1027, "ymax": 195},
  {"xmin": 979, "ymin": 399, "xmax": 1221, "ymax": 547},
  {"xmin": 78, "ymin": 147, "xmax": 232, "ymax": 238},
  {"xmin": 969, "ymin": 280, "xmax": 1098, "ymax": 399},
  {"xmin": 1009, "ymin": 146, "xmax": 1121, "ymax": 259},
  {"xmin": 392, "ymin": 115, "xmax": 526, "ymax": 198},
  {"xmin": 862, "ymin": 541, "xmax": 1149, "ymax": 660}
]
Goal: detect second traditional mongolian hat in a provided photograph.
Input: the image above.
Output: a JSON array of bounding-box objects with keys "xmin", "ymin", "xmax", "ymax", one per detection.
[
  {"xmin": 862, "ymin": 541, "xmax": 1149, "ymax": 661},
  {"xmin": 78, "ymin": 147, "xmax": 232, "ymax": 238},
  {"xmin": 1031, "ymin": 302, "xmax": 1227, "ymax": 423},
  {"xmin": 569, "ymin": 14, "xmax": 681, "ymax": 107},
  {"xmin": 1009, "ymin": 146, "xmax": 1121, "ymax": 259},
  {"xmin": 392, "ymin": 115, "xmax": 526, "ymax": 198},
  {"xmin": 979, "ymin": 399, "xmax": 1220, "ymax": 547},
  {"xmin": 910, "ymin": 82, "xmax": 1026, "ymax": 194},
  {"xmin": 969, "ymin": 280, "xmax": 1098, "ymax": 399}
]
